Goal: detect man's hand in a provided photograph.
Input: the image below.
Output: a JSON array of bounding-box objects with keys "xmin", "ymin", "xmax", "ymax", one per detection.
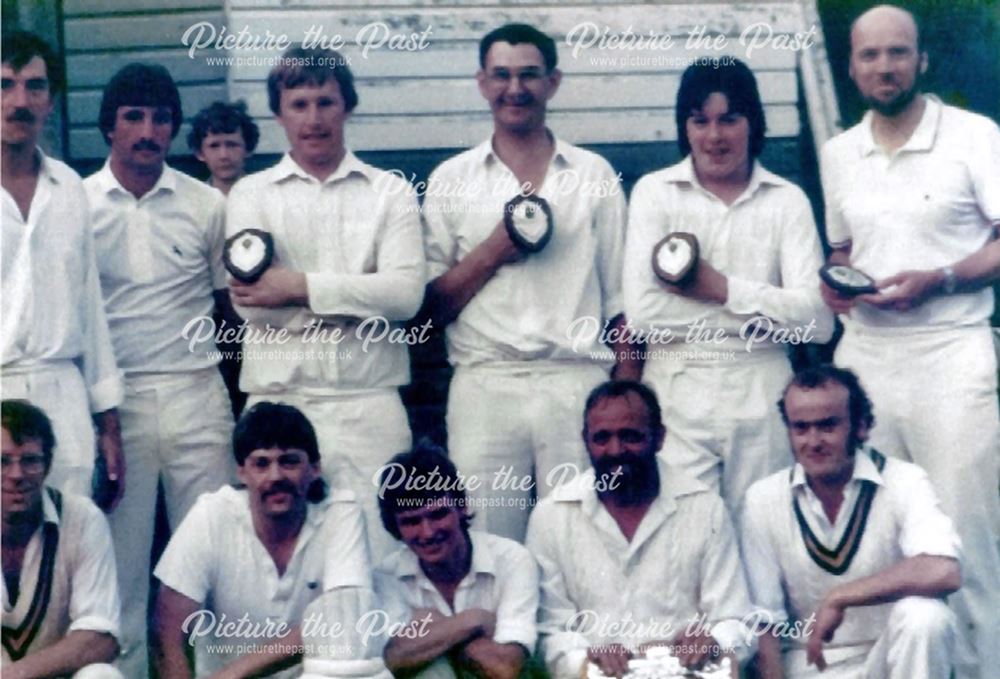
[
  {"xmin": 856, "ymin": 269, "xmax": 944, "ymax": 311},
  {"xmin": 660, "ymin": 259, "xmax": 728, "ymax": 305},
  {"xmin": 668, "ymin": 630, "xmax": 720, "ymax": 671},
  {"xmin": 587, "ymin": 643, "xmax": 633, "ymax": 678},
  {"xmin": 819, "ymin": 280, "xmax": 856, "ymax": 315},
  {"xmin": 94, "ymin": 409, "xmax": 125, "ymax": 511},
  {"xmin": 229, "ymin": 267, "xmax": 308, "ymax": 308},
  {"xmin": 806, "ymin": 596, "xmax": 846, "ymax": 671}
]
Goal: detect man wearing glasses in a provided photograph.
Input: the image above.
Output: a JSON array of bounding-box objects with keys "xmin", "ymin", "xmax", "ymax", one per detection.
[
  {"xmin": 422, "ymin": 24, "xmax": 637, "ymax": 541},
  {"xmin": 1, "ymin": 400, "xmax": 123, "ymax": 678}
]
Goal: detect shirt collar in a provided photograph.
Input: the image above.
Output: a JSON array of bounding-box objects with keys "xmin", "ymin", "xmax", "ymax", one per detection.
[
  {"xmin": 475, "ymin": 130, "xmax": 573, "ymax": 169},
  {"xmin": 269, "ymin": 150, "xmax": 373, "ymax": 185},
  {"xmin": 660, "ymin": 156, "xmax": 785, "ymax": 197},
  {"xmin": 790, "ymin": 447, "xmax": 885, "ymax": 490},
  {"xmin": 41, "ymin": 486, "xmax": 61, "ymax": 527},
  {"xmin": 35, "ymin": 150, "xmax": 61, "ymax": 186},
  {"xmin": 93, "ymin": 159, "xmax": 177, "ymax": 197},
  {"xmin": 858, "ymin": 94, "xmax": 941, "ymax": 157}
]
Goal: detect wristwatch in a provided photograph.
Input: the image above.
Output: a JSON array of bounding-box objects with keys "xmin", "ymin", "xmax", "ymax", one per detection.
[{"xmin": 941, "ymin": 266, "xmax": 957, "ymax": 295}]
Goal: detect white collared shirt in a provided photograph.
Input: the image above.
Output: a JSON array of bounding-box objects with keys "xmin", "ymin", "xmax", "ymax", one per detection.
[
  {"xmin": 225, "ymin": 152, "xmax": 426, "ymax": 396},
  {"xmin": 525, "ymin": 459, "xmax": 755, "ymax": 679},
  {"xmin": 422, "ymin": 136, "xmax": 627, "ymax": 367},
  {"xmin": 154, "ymin": 485, "xmax": 373, "ymax": 677},
  {"xmin": 821, "ymin": 95, "xmax": 1000, "ymax": 329},
  {"xmin": 375, "ymin": 530, "xmax": 538, "ymax": 650},
  {"xmin": 1, "ymin": 488, "xmax": 121, "ymax": 664},
  {"xmin": 83, "ymin": 163, "xmax": 227, "ymax": 375},
  {"xmin": 1, "ymin": 151, "xmax": 122, "ymax": 411},
  {"xmin": 624, "ymin": 157, "xmax": 833, "ymax": 352},
  {"xmin": 740, "ymin": 449, "xmax": 962, "ymax": 652}
]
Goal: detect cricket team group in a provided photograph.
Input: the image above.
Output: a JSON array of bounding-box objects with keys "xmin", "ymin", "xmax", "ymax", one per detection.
[{"xmin": 2, "ymin": 4, "xmax": 999, "ymax": 679}]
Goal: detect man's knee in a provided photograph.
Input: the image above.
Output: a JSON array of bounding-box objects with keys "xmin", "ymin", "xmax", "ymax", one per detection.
[
  {"xmin": 73, "ymin": 663, "xmax": 126, "ymax": 679},
  {"xmin": 889, "ymin": 597, "xmax": 956, "ymax": 642}
]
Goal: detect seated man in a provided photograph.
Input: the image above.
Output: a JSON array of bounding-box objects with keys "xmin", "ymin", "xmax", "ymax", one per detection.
[
  {"xmin": 526, "ymin": 381, "xmax": 753, "ymax": 679},
  {"xmin": 1, "ymin": 400, "xmax": 122, "ymax": 679},
  {"xmin": 741, "ymin": 365, "xmax": 962, "ymax": 678},
  {"xmin": 375, "ymin": 443, "xmax": 537, "ymax": 679},
  {"xmin": 153, "ymin": 402, "xmax": 378, "ymax": 678}
]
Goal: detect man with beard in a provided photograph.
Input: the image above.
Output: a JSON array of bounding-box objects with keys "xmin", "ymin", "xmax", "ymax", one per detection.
[
  {"xmin": 421, "ymin": 24, "xmax": 638, "ymax": 542},
  {"xmin": 818, "ymin": 6, "xmax": 1000, "ymax": 677},
  {"xmin": 741, "ymin": 365, "xmax": 962, "ymax": 679},
  {"xmin": 373, "ymin": 443, "xmax": 538, "ymax": 679},
  {"xmin": 82, "ymin": 63, "xmax": 235, "ymax": 679},
  {"xmin": 2, "ymin": 400, "xmax": 123, "ymax": 678},
  {"xmin": 1, "ymin": 30, "xmax": 124, "ymax": 500},
  {"xmin": 525, "ymin": 381, "xmax": 753, "ymax": 678},
  {"xmin": 153, "ymin": 402, "xmax": 377, "ymax": 679}
]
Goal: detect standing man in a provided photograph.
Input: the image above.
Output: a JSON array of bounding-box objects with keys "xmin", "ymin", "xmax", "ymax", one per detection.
[
  {"xmin": 422, "ymin": 24, "xmax": 637, "ymax": 541},
  {"xmin": 83, "ymin": 63, "xmax": 235, "ymax": 678},
  {"xmin": 2, "ymin": 400, "xmax": 123, "ymax": 679},
  {"xmin": 375, "ymin": 443, "xmax": 538, "ymax": 679},
  {"xmin": 624, "ymin": 60, "xmax": 832, "ymax": 519},
  {"xmin": 741, "ymin": 366, "xmax": 962, "ymax": 678},
  {"xmin": 153, "ymin": 402, "xmax": 378, "ymax": 678},
  {"xmin": 526, "ymin": 381, "xmax": 754, "ymax": 679},
  {"xmin": 225, "ymin": 46, "xmax": 425, "ymax": 559},
  {"xmin": 1, "ymin": 30, "xmax": 124, "ymax": 500},
  {"xmin": 187, "ymin": 100, "xmax": 258, "ymax": 196},
  {"xmin": 819, "ymin": 6, "xmax": 1000, "ymax": 676}
]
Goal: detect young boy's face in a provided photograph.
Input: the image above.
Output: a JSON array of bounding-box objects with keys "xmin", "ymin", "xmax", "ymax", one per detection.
[{"xmin": 197, "ymin": 130, "xmax": 249, "ymax": 183}]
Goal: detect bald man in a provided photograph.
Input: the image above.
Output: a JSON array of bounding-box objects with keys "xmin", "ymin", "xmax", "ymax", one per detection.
[{"xmin": 818, "ymin": 6, "xmax": 1000, "ymax": 678}]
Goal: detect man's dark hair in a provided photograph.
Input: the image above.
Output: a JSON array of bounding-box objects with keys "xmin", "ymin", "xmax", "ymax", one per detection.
[
  {"xmin": 232, "ymin": 401, "xmax": 320, "ymax": 466},
  {"xmin": 1, "ymin": 400, "xmax": 56, "ymax": 469},
  {"xmin": 676, "ymin": 58, "xmax": 767, "ymax": 159},
  {"xmin": 267, "ymin": 46, "xmax": 357, "ymax": 115},
  {"xmin": 583, "ymin": 380, "xmax": 664, "ymax": 436},
  {"xmin": 187, "ymin": 100, "xmax": 260, "ymax": 153},
  {"xmin": 98, "ymin": 63, "xmax": 183, "ymax": 144},
  {"xmin": 377, "ymin": 440, "xmax": 473, "ymax": 541},
  {"xmin": 1, "ymin": 30, "xmax": 63, "ymax": 94},
  {"xmin": 479, "ymin": 24, "xmax": 558, "ymax": 72},
  {"xmin": 778, "ymin": 364, "xmax": 876, "ymax": 434}
]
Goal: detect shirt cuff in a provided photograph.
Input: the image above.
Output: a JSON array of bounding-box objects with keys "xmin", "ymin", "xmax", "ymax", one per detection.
[
  {"xmin": 723, "ymin": 276, "xmax": 762, "ymax": 317},
  {"xmin": 709, "ymin": 619, "xmax": 755, "ymax": 663},
  {"xmin": 556, "ymin": 648, "xmax": 589, "ymax": 679},
  {"xmin": 69, "ymin": 614, "xmax": 119, "ymax": 639},
  {"xmin": 88, "ymin": 373, "xmax": 124, "ymax": 413},
  {"xmin": 494, "ymin": 622, "xmax": 537, "ymax": 651}
]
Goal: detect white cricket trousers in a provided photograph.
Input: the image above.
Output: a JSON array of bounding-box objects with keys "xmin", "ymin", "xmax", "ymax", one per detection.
[
  {"xmin": 836, "ymin": 323, "xmax": 1000, "ymax": 679},
  {"xmin": 111, "ymin": 367, "xmax": 235, "ymax": 679}
]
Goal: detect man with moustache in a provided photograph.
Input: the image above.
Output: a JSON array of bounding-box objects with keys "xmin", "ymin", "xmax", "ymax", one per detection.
[
  {"xmin": 225, "ymin": 47, "xmax": 425, "ymax": 560},
  {"xmin": 818, "ymin": 6, "xmax": 1000, "ymax": 676},
  {"xmin": 741, "ymin": 366, "xmax": 962, "ymax": 679},
  {"xmin": 422, "ymin": 24, "xmax": 637, "ymax": 542},
  {"xmin": 374, "ymin": 443, "xmax": 538, "ymax": 679},
  {"xmin": 153, "ymin": 402, "xmax": 378, "ymax": 679},
  {"xmin": 1, "ymin": 30, "xmax": 124, "ymax": 500},
  {"xmin": 2, "ymin": 400, "xmax": 123, "ymax": 679},
  {"xmin": 526, "ymin": 381, "xmax": 753, "ymax": 679},
  {"xmin": 82, "ymin": 63, "xmax": 235, "ymax": 678}
]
